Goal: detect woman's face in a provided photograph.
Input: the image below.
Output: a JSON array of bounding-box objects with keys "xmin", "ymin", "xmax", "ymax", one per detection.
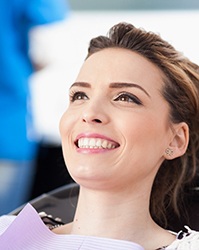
[{"xmin": 60, "ymin": 48, "xmax": 173, "ymax": 190}]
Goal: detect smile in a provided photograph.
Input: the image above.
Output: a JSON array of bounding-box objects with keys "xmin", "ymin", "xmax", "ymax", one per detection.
[{"xmin": 77, "ymin": 138, "xmax": 119, "ymax": 149}]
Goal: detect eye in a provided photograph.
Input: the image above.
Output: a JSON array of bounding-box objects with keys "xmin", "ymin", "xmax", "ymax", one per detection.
[
  {"xmin": 69, "ymin": 91, "xmax": 88, "ymax": 102},
  {"xmin": 114, "ymin": 92, "xmax": 143, "ymax": 105}
]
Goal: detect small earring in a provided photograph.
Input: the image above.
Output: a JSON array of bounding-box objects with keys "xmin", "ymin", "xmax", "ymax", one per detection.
[{"xmin": 165, "ymin": 148, "xmax": 174, "ymax": 157}]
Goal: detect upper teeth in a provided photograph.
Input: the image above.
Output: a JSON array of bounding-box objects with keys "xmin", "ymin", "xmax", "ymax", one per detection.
[{"xmin": 77, "ymin": 138, "xmax": 117, "ymax": 149}]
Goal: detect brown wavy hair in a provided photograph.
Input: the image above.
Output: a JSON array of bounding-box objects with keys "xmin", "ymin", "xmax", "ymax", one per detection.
[{"xmin": 86, "ymin": 22, "xmax": 199, "ymax": 227}]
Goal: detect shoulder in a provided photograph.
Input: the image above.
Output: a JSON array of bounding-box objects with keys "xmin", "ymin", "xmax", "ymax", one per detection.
[{"xmin": 166, "ymin": 226, "xmax": 199, "ymax": 249}]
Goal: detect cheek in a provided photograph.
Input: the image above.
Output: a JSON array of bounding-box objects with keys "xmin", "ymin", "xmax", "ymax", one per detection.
[
  {"xmin": 59, "ymin": 112, "xmax": 67, "ymax": 134},
  {"xmin": 123, "ymin": 114, "xmax": 169, "ymax": 155},
  {"xmin": 59, "ymin": 114, "xmax": 75, "ymax": 172},
  {"xmin": 59, "ymin": 110, "xmax": 74, "ymax": 137},
  {"xmin": 59, "ymin": 112, "xmax": 74, "ymax": 158},
  {"xmin": 118, "ymin": 114, "xmax": 149, "ymax": 142},
  {"xmin": 59, "ymin": 115, "xmax": 67, "ymax": 150}
]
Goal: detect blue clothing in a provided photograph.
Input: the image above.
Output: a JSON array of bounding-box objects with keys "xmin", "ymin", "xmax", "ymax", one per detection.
[
  {"xmin": 0, "ymin": 0, "xmax": 69, "ymax": 160},
  {"xmin": 0, "ymin": 161, "xmax": 35, "ymax": 214},
  {"xmin": 0, "ymin": 0, "xmax": 69, "ymax": 214}
]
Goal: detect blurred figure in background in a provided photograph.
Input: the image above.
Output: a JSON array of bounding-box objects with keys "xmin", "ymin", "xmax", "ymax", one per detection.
[{"xmin": 0, "ymin": 0, "xmax": 69, "ymax": 215}]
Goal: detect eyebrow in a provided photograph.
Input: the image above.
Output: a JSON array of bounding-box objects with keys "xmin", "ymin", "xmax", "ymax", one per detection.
[
  {"xmin": 70, "ymin": 81, "xmax": 150, "ymax": 98},
  {"xmin": 109, "ymin": 82, "xmax": 150, "ymax": 98},
  {"xmin": 70, "ymin": 82, "xmax": 91, "ymax": 89}
]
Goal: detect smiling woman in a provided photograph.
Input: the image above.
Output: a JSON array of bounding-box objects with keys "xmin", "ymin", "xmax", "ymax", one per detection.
[
  {"xmin": 1, "ymin": 22, "xmax": 199, "ymax": 250},
  {"xmin": 58, "ymin": 23, "xmax": 199, "ymax": 249},
  {"xmin": 60, "ymin": 48, "xmax": 172, "ymax": 193}
]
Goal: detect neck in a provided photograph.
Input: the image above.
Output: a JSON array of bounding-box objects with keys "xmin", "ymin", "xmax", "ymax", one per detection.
[
  {"xmin": 58, "ymin": 182, "xmax": 176, "ymax": 250},
  {"xmin": 70, "ymin": 184, "xmax": 159, "ymax": 244}
]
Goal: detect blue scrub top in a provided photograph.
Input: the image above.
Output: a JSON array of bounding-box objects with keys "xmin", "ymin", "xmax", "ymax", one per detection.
[{"xmin": 0, "ymin": 0, "xmax": 69, "ymax": 160}]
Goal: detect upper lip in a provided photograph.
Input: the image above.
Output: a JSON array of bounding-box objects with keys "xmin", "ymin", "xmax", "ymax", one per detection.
[{"xmin": 75, "ymin": 133, "xmax": 120, "ymax": 148}]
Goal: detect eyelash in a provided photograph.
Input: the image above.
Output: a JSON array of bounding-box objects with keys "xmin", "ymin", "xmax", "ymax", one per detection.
[
  {"xmin": 69, "ymin": 90, "xmax": 142, "ymax": 106},
  {"xmin": 114, "ymin": 92, "xmax": 143, "ymax": 105},
  {"xmin": 69, "ymin": 91, "xmax": 88, "ymax": 102}
]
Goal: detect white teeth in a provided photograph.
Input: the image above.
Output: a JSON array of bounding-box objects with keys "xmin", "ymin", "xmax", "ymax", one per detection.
[
  {"xmin": 101, "ymin": 140, "xmax": 108, "ymax": 149},
  {"xmin": 77, "ymin": 138, "xmax": 117, "ymax": 149},
  {"xmin": 90, "ymin": 138, "xmax": 96, "ymax": 147},
  {"xmin": 96, "ymin": 139, "xmax": 101, "ymax": 147}
]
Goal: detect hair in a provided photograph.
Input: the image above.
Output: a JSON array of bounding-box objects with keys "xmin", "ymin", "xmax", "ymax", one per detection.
[{"xmin": 86, "ymin": 22, "xmax": 199, "ymax": 227}]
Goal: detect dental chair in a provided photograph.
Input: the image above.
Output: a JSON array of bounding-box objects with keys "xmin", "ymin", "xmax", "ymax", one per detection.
[
  {"xmin": 10, "ymin": 182, "xmax": 199, "ymax": 231},
  {"xmin": 10, "ymin": 182, "xmax": 79, "ymax": 224}
]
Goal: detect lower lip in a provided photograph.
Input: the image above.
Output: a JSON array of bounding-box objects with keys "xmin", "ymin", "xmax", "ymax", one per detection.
[{"xmin": 76, "ymin": 147, "xmax": 116, "ymax": 154}]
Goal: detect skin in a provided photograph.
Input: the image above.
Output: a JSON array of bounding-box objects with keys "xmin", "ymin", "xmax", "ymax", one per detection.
[{"xmin": 58, "ymin": 48, "xmax": 188, "ymax": 249}]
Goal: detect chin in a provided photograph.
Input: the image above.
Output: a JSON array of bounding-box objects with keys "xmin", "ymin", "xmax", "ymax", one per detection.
[{"xmin": 69, "ymin": 169, "xmax": 112, "ymax": 190}]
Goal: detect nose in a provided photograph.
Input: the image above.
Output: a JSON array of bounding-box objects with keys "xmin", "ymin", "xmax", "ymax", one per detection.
[{"xmin": 82, "ymin": 102, "xmax": 109, "ymax": 125}]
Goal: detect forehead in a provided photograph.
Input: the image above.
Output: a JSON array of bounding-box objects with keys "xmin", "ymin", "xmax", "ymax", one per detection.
[{"xmin": 76, "ymin": 48, "xmax": 164, "ymax": 87}]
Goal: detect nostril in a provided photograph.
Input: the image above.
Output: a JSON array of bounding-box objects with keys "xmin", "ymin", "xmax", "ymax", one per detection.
[
  {"xmin": 83, "ymin": 118, "xmax": 102, "ymax": 123},
  {"xmin": 93, "ymin": 119, "xmax": 102, "ymax": 123}
]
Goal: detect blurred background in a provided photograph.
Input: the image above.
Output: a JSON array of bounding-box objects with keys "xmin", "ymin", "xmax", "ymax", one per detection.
[{"xmin": 1, "ymin": 0, "xmax": 199, "ymax": 214}]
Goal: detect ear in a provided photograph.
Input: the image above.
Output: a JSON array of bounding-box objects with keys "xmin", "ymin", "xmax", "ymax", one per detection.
[{"xmin": 165, "ymin": 122, "xmax": 189, "ymax": 160}]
